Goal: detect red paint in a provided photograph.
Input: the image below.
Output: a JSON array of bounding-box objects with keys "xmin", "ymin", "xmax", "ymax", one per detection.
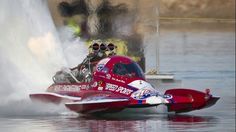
[{"xmin": 30, "ymin": 55, "xmax": 219, "ymax": 114}]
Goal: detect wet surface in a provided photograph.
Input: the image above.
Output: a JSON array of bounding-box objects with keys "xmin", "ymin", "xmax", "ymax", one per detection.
[{"xmin": 0, "ymin": 22, "xmax": 235, "ymax": 131}]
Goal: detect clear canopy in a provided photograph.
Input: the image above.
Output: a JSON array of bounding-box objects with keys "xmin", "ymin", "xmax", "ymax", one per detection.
[{"xmin": 113, "ymin": 62, "xmax": 144, "ymax": 78}]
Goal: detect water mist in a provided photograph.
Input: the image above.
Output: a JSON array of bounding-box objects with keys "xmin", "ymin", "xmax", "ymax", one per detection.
[{"xmin": 0, "ymin": 0, "xmax": 86, "ymax": 116}]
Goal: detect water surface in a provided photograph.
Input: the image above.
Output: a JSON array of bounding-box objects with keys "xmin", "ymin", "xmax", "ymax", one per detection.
[{"xmin": 0, "ymin": 22, "xmax": 235, "ymax": 132}]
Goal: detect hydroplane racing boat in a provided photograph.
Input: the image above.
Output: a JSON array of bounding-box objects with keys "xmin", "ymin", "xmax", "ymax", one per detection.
[{"xmin": 30, "ymin": 42, "xmax": 219, "ymax": 114}]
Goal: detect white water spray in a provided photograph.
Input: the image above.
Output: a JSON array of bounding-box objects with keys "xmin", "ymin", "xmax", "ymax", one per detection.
[{"xmin": 0, "ymin": 0, "xmax": 87, "ymax": 116}]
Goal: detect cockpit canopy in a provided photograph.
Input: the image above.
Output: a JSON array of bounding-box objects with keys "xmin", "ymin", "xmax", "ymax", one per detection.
[
  {"xmin": 113, "ymin": 62, "xmax": 144, "ymax": 78},
  {"xmin": 95, "ymin": 56, "xmax": 145, "ymax": 79}
]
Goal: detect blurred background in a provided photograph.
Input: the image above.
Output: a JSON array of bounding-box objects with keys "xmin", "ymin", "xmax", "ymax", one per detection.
[
  {"xmin": 0, "ymin": 0, "xmax": 235, "ymax": 131},
  {"xmin": 47, "ymin": 0, "xmax": 235, "ymax": 72}
]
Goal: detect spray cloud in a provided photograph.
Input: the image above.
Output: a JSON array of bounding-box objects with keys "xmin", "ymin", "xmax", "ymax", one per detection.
[{"xmin": 0, "ymin": 0, "xmax": 86, "ymax": 116}]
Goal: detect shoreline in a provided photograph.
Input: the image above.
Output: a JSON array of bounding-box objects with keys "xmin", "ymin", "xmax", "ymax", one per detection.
[{"xmin": 159, "ymin": 17, "xmax": 235, "ymax": 24}]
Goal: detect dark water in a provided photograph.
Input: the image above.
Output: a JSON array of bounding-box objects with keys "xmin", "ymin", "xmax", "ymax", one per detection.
[{"xmin": 0, "ymin": 23, "xmax": 235, "ymax": 132}]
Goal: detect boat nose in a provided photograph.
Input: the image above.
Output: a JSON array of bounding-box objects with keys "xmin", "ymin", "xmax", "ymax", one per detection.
[{"xmin": 204, "ymin": 96, "xmax": 220, "ymax": 108}]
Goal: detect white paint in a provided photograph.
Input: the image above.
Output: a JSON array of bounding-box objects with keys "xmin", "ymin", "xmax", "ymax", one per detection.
[
  {"xmin": 31, "ymin": 92, "xmax": 81, "ymax": 100},
  {"xmin": 66, "ymin": 98, "xmax": 128, "ymax": 105},
  {"xmin": 128, "ymin": 80, "xmax": 154, "ymax": 90},
  {"xmin": 146, "ymin": 96, "xmax": 167, "ymax": 105}
]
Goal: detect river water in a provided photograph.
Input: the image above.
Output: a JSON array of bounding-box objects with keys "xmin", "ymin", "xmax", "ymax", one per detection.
[
  {"xmin": 0, "ymin": 23, "xmax": 235, "ymax": 132},
  {"xmin": 0, "ymin": 0, "xmax": 235, "ymax": 132}
]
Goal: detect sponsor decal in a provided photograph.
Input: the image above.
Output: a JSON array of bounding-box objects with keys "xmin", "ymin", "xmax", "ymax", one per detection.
[
  {"xmin": 101, "ymin": 67, "xmax": 109, "ymax": 73},
  {"xmin": 131, "ymin": 89, "xmax": 154, "ymax": 100},
  {"xmin": 115, "ymin": 86, "xmax": 133, "ymax": 95},
  {"xmin": 97, "ymin": 64, "xmax": 104, "ymax": 71},
  {"xmin": 98, "ymin": 87, "xmax": 103, "ymax": 90},
  {"xmin": 52, "ymin": 84, "xmax": 89, "ymax": 92},
  {"xmin": 105, "ymin": 83, "xmax": 133, "ymax": 95},
  {"xmin": 111, "ymin": 77, "xmax": 125, "ymax": 83},
  {"xmin": 105, "ymin": 83, "xmax": 118, "ymax": 91},
  {"xmin": 163, "ymin": 94, "xmax": 173, "ymax": 99},
  {"xmin": 106, "ymin": 74, "xmax": 111, "ymax": 79},
  {"xmin": 91, "ymin": 81, "xmax": 98, "ymax": 87},
  {"xmin": 98, "ymin": 81, "xmax": 103, "ymax": 86}
]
